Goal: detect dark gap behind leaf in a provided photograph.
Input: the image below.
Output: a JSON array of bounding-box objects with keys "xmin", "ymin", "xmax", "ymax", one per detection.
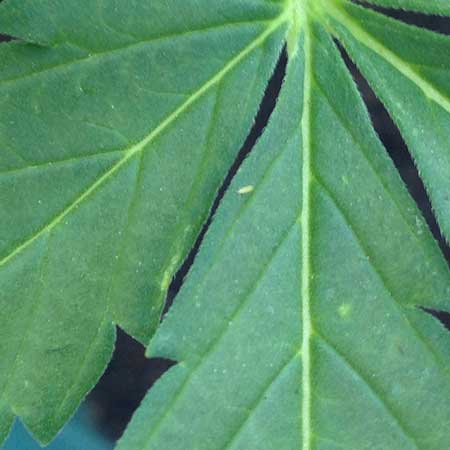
[
  {"xmin": 87, "ymin": 330, "xmax": 175, "ymax": 441},
  {"xmin": 353, "ymin": 0, "xmax": 450, "ymax": 36},
  {"xmin": 0, "ymin": 34, "xmax": 14, "ymax": 43},
  {"xmin": 348, "ymin": 3, "xmax": 450, "ymax": 332},
  {"xmin": 421, "ymin": 308, "xmax": 450, "ymax": 332},
  {"xmin": 163, "ymin": 48, "xmax": 288, "ymax": 315},
  {"xmin": 87, "ymin": 48, "xmax": 288, "ymax": 441},
  {"xmin": 89, "ymin": 25, "xmax": 450, "ymax": 439},
  {"xmin": 337, "ymin": 41, "xmax": 450, "ymax": 264}
]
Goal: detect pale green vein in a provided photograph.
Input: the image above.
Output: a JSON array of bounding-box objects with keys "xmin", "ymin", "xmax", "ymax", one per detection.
[
  {"xmin": 53, "ymin": 315, "xmax": 112, "ymax": 422},
  {"xmin": 326, "ymin": 0, "xmax": 450, "ymax": 115},
  {"xmin": 53, "ymin": 155, "xmax": 144, "ymax": 420},
  {"xmin": 220, "ymin": 351, "xmax": 301, "ymax": 450},
  {"xmin": 300, "ymin": 20, "xmax": 313, "ymax": 450},
  {"xmin": 107, "ymin": 152, "xmax": 145, "ymax": 314},
  {"xmin": 312, "ymin": 174, "xmax": 450, "ymax": 376},
  {"xmin": 156, "ymin": 85, "xmax": 222, "ymax": 298},
  {"xmin": 316, "ymin": 333, "xmax": 420, "ymax": 450},
  {"xmin": 139, "ymin": 216, "xmax": 301, "ymax": 449},
  {"xmin": 0, "ymin": 10, "xmax": 290, "ymax": 270},
  {"xmin": 97, "ymin": 0, "xmax": 138, "ymax": 42},
  {"xmin": 0, "ymin": 149, "xmax": 126, "ymax": 177},
  {"xmin": 81, "ymin": 120, "xmax": 130, "ymax": 143},
  {"xmin": 0, "ymin": 233, "xmax": 52, "ymax": 407},
  {"xmin": 156, "ymin": 46, "xmax": 264, "ymax": 301},
  {"xmin": 310, "ymin": 73, "xmax": 439, "ymax": 271},
  {"xmin": 0, "ymin": 19, "xmax": 278, "ymax": 88},
  {"xmin": 142, "ymin": 128, "xmax": 301, "ymax": 330}
]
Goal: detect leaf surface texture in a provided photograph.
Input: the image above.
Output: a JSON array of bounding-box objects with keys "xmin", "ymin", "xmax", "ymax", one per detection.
[
  {"xmin": 117, "ymin": 1, "xmax": 450, "ymax": 449},
  {"xmin": 0, "ymin": 0, "xmax": 288, "ymax": 443}
]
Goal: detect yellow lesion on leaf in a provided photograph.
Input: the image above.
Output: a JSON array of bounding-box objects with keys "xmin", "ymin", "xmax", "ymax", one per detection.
[{"xmin": 160, "ymin": 253, "xmax": 181, "ymax": 292}]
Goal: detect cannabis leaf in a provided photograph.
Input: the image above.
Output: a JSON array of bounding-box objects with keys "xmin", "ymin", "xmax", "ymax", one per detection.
[
  {"xmin": 117, "ymin": 1, "xmax": 450, "ymax": 449},
  {"xmin": 0, "ymin": 0, "xmax": 288, "ymax": 444},
  {"xmin": 361, "ymin": 0, "xmax": 450, "ymax": 16},
  {"xmin": 327, "ymin": 0, "xmax": 450, "ymax": 244}
]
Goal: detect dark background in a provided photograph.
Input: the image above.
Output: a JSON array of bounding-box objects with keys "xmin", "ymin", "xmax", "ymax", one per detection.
[{"xmin": 1, "ymin": 2, "xmax": 450, "ymax": 444}]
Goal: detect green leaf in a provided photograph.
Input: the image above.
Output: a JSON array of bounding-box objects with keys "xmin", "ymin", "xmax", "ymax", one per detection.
[
  {"xmin": 0, "ymin": 0, "xmax": 289, "ymax": 444},
  {"xmin": 359, "ymin": 0, "xmax": 450, "ymax": 16},
  {"xmin": 321, "ymin": 0, "xmax": 450, "ymax": 243},
  {"xmin": 118, "ymin": 3, "xmax": 450, "ymax": 450}
]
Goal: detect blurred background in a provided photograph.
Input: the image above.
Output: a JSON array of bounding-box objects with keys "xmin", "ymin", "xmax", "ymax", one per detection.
[{"xmin": 0, "ymin": 3, "xmax": 450, "ymax": 449}]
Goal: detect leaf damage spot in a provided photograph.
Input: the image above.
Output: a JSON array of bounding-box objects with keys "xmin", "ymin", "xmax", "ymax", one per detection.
[
  {"xmin": 161, "ymin": 253, "xmax": 182, "ymax": 293},
  {"xmin": 338, "ymin": 303, "xmax": 352, "ymax": 319}
]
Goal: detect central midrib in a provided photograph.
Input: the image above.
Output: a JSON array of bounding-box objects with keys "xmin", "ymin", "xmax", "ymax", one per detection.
[
  {"xmin": 0, "ymin": 10, "xmax": 290, "ymax": 269},
  {"xmin": 300, "ymin": 18, "xmax": 313, "ymax": 450}
]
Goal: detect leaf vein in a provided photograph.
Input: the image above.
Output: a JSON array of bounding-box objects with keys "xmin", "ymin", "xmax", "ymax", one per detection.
[
  {"xmin": 0, "ymin": 19, "xmax": 276, "ymax": 87},
  {"xmin": 0, "ymin": 149, "xmax": 126, "ymax": 177},
  {"xmin": 219, "ymin": 351, "xmax": 301, "ymax": 450},
  {"xmin": 0, "ymin": 233, "xmax": 52, "ymax": 407},
  {"xmin": 328, "ymin": 3, "xmax": 450, "ymax": 115},
  {"xmin": 141, "ymin": 213, "xmax": 301, "ymax": 448},
  {"xmin": 0, "ymin": 14, "xmax": 288, "ymax": 269},
  {"xmin": 311, "ymin": 71, "xmax": 437, "ymax": 264},
  {"xmin": 316, "ymin": 333, "xmax": 420, "ymax": 450},
  {"xmin": 313, "ymin": 175, "xmax": 449, "ymax": 374}
]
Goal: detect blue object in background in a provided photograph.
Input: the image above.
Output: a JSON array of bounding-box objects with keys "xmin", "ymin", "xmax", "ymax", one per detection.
[{"xmin": 1, "ymin": 405, "xmax": 112, "ymax": 450}]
